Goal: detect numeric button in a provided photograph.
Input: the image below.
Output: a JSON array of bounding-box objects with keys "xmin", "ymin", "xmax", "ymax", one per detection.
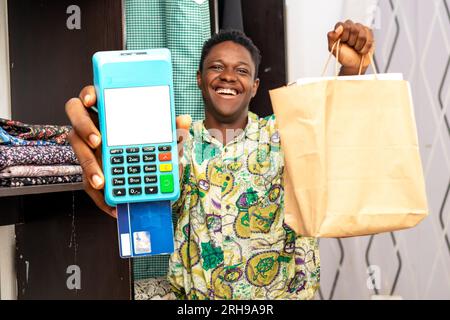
[
  {"xmin": 129, "ymin": 187, "xmax": 142, "ymax": 196},
  {"xmin": 128, "ymin": 166, "xmax": 141, "ymax": 174},
  {"xmin": 128, "ymin": 176, "xmax": 141, "ymax": 185},
  {"xmin": 143, "ymin": 154, "xmax": 156, "ymax": 162},
  {"xmin": 112, "ymin": 178, "xmax": 125, "ymax": 186},
  {"xmin": 112, "ymin": 167, "xmax": 124, "ymax": 175},
  {"xmin": 127, "ymin": 155, "xmax": 140, "ymax": 163},
  {"xmin": 144, "ymin": 175, "xmax": 157, "ymax": 184},
  {"xmin": 111, "ymin": 156, "xmax": 124, "ymax": 165},
  {"xmin": 144, "ymin": 165, "xmax": 157, "ymax": 173}
]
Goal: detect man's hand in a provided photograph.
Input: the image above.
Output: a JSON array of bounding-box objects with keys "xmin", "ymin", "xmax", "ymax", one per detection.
[
  {"xmin": 176, "ymin": 115, "xmax": 192, "ymax": 180},
  {"xmin": 327, "ymin": 20, "xmax": 375, "ymax": 75},
  {"xmin": 65, "ymin": 85, "xmax": 192, "ymax": 218},
  {"xmin": 65, "ymin": 85, "xmax": 113, "ymax": 216}
]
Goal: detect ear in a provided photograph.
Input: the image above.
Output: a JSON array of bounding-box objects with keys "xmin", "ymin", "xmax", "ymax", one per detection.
[
  {"xmin": 251, "ymin": 78, "xmax": 260, "ymax": 98},
  {"xmin": 196, "ymin": 70, "xmax": 202, "ymax": 88}
]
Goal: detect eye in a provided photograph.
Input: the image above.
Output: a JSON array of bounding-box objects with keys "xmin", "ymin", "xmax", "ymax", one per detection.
[
  {"xmin": 237, "ymin": 68, "xmax": 249, "ymax": 75},
  {"xmin": 210, "ymin": 64, "xmax": 223, "ymax": 71}
]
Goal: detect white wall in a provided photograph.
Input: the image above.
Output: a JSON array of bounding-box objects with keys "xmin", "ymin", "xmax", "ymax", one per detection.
[
  {"xmin": 285, "ymin": 0, "xmax": 343, "ymax": 82},
  {"xmin": 284, "ymin": 0, "xmax": 450, "ymax": 300},
  {"xmin": 284, "ymin": 0, "xmax": 379, "ymax": 81}
]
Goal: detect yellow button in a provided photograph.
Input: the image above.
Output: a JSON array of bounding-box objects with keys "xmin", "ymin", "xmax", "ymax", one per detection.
[{"xmin": 159, "ymin": 163, "xmax": 172, "ymax": 172}]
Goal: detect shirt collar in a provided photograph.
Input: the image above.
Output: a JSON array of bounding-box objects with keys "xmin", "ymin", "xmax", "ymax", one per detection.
[{"xmin": 192, "ymin": 111, "xmax": 260, "ymax": 147}]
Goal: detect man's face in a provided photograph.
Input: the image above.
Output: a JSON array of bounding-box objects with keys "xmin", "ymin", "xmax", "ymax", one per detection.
[{"xmin": 197, "ymin": 41, "xmax": 260, "ymax": 124}]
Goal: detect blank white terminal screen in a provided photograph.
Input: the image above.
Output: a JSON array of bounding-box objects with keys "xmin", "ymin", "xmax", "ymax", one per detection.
[{"xmin": 104, "ymin": 86, "xmax": 173, "ymax": 147}]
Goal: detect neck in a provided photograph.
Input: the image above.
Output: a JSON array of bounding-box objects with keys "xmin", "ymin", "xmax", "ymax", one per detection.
[{"xmin": 204, "ymin": 109, "xmax": 248, "ymax": 145}]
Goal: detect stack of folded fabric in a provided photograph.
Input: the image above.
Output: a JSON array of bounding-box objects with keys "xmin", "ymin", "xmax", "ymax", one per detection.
[{"xmin": 0, "ymin": 118, "xmax": 82, "ymax": 187}]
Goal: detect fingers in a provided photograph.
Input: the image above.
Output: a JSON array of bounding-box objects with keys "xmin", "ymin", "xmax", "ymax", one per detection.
[
  {"xmin": 328, "ymin": 23, "xmax": 344, "ymax": 52},
  {"xmin": 359, "ymin": 27, "xmax": 375, "ymax": 55},
  {"xmin": 70, "ymin": 131, "xmax": 114, "ymax": 217},
  {"xmin": 82, "ymin": 174, "xmax": 116, "ymax": 218},
  {"xmin": 334, "ymin": 21, "xmax": 344, "ymax": 35},
  {"xmin": 178, "ymin": 163, "xmax": 184, "ymax": 181},
  {"xmin": 178, "ymin": 139, "xmax": 184, "ymax": 159},
  {"xmin": 354, "ymin": 26, "xmax": 367, "ymax": 52},
  {"xmin": 65, "ymin": 97, "xmax": 101, "ymax": 149},
  {"xmin": 176, "ymin": 114, "xmax": 192, "ymax": 131},
  {"xmin": 66, "ymin": 85, "xmax": 113, "ymax": 217},
  {"xmin": 176, "ymin": 114, "xmax": 192, "ymax": 152},
  {"xmin": 68, "ymin": 129, "xmax": 104, "ymax": 191},
  {"xmin": 175, "ymin": 115, "xmax": 191, "ymax": 178},
  {"xmin": 340, "ymin": 20, "xmax": 354, "ymax": 43},
  {"xmin": 347, "ymin": 23, "xmax": 360, "ymax": 47},
  {"xmin": 79, "ymin": 85, "xmax": 97, "ymax": 107},
  {"xmin": 329, "ymin": 20, "xmax": 375, "ymax": 56},
  {"xmin": 177, "ymin": 137, "xmax": 184, "ymax": 178},
  {"xmin": 176, "ymin": 116, "xmax": 190, "ymax": 175}
]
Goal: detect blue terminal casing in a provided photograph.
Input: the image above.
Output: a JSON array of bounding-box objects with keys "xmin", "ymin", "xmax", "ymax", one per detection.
[
  {"xmin": 93, "ymin": 49, "xmax": 179, "ymax": 257},
  {"xmin": 92, "ymin": 49, "xmax": 180, "ymax": 207}
]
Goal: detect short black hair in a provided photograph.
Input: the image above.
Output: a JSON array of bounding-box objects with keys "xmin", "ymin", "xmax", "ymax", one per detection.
[{"xmin": 199, "ymin": 29, "xmax": 261, "ymax": 79}]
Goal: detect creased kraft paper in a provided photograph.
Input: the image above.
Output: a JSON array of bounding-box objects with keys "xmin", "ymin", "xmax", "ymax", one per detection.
[{"xmin": 270, "ymin": 77, "xmax": 429, "ymax": 237}]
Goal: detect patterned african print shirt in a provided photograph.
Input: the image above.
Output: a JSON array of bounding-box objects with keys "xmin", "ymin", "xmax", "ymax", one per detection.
[{"xmin": 168, "ymin": 112, "xmax": 320, "ymax": 300}]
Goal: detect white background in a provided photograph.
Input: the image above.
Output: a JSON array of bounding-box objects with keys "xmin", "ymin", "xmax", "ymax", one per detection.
[{"xmin": 286, "ymin": 0, "xmax": 450, "ymax": 300}]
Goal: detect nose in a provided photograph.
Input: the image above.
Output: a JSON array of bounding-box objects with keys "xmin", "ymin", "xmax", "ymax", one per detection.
[{"xmin": 219, "ymin": 67, "xmax": 237, "ymax": 82}]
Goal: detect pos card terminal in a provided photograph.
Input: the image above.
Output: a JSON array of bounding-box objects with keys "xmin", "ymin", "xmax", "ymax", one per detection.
[{"xmin": 93, "ymin": 49, "xmax": 179, "ymax": 258}]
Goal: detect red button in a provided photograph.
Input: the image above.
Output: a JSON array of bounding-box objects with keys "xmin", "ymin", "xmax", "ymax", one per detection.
[{"xmin": 158, "ymin": 152, "xmax": 172, "ymax": 162}]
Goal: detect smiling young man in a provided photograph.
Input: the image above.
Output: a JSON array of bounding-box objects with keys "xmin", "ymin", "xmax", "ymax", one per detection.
[{"xmin": 65, "ymin": 20, "xmax": 374, "ymax": 300}]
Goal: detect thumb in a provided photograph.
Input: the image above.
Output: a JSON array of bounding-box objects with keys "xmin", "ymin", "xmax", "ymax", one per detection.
[
  {"xmin": 327, "ymin": 25, "xmax": 344, "ymax": 52},
  {"xmin": 334, "ymin": 25, "xmax": 344, "ymax": 37},
  {"xmin": 176, "ymin": 114, "xmax": 192, "ymax": 130},
  {"xmin": 176, "ymin": 115, "xmax": 192, "ymax": 145}
]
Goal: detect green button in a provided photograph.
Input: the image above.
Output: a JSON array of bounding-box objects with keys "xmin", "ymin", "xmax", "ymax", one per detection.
[{"xmin": 160, "ymin": 174, "xmax": 174, "ymax": 193}]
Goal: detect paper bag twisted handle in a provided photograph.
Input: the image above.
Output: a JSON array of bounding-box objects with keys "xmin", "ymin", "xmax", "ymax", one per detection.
[{"xmin": 322, "ymin": 39, "xmax": 378, "ymax": 79}]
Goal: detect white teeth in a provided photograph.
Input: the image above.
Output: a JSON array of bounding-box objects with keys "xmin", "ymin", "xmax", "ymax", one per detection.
[{"xmin": 216, "ymin": 88, "xmax": 238, "ymax": 96}]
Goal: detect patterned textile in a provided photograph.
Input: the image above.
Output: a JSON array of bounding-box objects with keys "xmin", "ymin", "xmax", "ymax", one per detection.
[
  {"xmin": 0, "ymin": 127, "xmax": 57, "ymax": 146},
  {"xmin": 0, "ymin": 165, "xmax": 82, "ymax": 178},
  {"xmin": 125, "ymin": 0, "xmax": 210, "ymax": 121},
  {"xmin": 125, "ymin": 0, "xmax": 211, "ymax": 281},
  {"xmin": 134, "ymin": 278, "xmax": 176, "ymax": 300},
  {"xmin": 168, "ymin": 112, "xmax": 320, "ymax": 300},
  {"xmin": 0, "ymin": 118, "xmax": 71, "ymax": 145},
  {"xmin": 0, "ymin": 146, "xmax": 79, "ymax": 170},
  {"xmin": 0, "ymin": 174, "xmax": 82, "ymax": 187}
]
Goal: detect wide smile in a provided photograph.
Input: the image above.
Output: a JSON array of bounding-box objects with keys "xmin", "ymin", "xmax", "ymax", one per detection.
[{"xmin": 213, "ymin": 86, "xmax": 241, "ymax": 99}]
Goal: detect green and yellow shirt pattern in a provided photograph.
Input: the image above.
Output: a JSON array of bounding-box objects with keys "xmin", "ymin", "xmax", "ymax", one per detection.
[{"xmin": 168, "ymin": 112, "xmax": 320, "ymax": 300}]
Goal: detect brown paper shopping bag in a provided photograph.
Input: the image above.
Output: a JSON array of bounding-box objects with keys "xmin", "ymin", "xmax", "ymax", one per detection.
[{"xmin": 270, "ymin": 42, "xmax": 429, "ymax": 237}]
